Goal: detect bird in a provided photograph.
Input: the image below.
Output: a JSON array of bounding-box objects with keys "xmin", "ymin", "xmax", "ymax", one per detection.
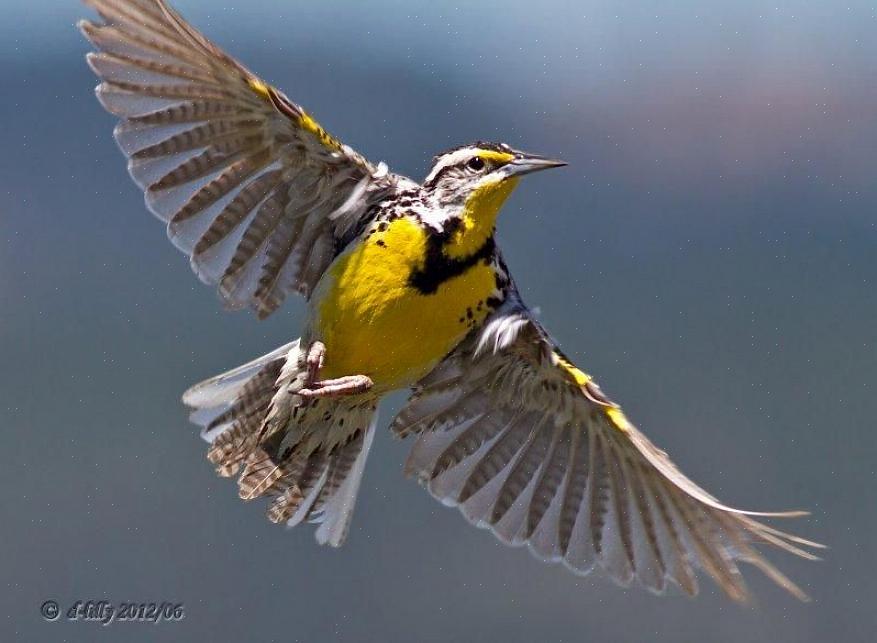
[{"xmin": 80, "ymin": 0, "xmax": 821, "ymax": 602}]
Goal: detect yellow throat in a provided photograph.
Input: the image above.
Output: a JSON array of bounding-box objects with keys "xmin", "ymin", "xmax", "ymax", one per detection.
[{"xmin": 445, "ymin": 175, "xmax": 519, "ymax": 258}]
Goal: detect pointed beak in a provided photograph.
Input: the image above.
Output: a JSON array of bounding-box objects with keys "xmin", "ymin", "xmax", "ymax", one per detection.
[{"xmin": 503, "ymin": 154, "xmax": 567, "ymax": 178}]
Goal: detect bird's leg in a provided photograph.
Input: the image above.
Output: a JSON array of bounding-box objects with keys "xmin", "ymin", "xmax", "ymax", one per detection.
[
  {"xmin": 300, "ymin": 340, "xmax": 373, "ymax": 398},
  {"xmin": 299, "ymin": 374, "xmax": 374, "ymax": 399},
  {"xmin": 305, "ymin": 340, "xmax": 326, "ymax": 385}
]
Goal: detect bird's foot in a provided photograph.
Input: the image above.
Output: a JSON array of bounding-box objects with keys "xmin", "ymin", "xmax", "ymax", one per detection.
[
  {"xmin": 299, "ymin": 374, "xmax": 374, "ymax": 399},
  {"xmin": 300, "ymin": 340, "xmax": 372, "ymax": 398}
]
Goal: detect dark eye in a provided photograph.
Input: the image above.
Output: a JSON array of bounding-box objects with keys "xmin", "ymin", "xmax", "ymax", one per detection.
[{"xmin": 467, "ymin": 156, "xmax": 485, "ymax": 171}]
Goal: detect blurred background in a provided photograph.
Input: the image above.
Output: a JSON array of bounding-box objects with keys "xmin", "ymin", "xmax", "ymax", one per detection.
[{"xmin": 2, "ymin": 1, "xmax": 875, "ymax": 641}]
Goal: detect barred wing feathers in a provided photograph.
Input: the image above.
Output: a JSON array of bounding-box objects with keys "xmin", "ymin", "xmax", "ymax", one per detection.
[
  {"xmin": 393, "ymin": 299, "xmax": 822, "ymax": 601},
  {"xmin": 80, "ymin": 0, "xmax": 412, "ymax": 317}
]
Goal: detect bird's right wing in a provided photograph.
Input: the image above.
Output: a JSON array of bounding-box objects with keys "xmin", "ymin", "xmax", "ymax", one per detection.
[
  {"xmin": 393, "ymin": 297, "xmax": 822, "ymax": 601},
  {"xmin": 80, "ymin": 0, "xmax": 415, "ymax": 317}
]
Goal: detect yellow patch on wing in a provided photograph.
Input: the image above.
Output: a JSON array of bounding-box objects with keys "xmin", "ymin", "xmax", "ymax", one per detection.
[
  {"xmin": 315, "ymin": 218, "xmax": 497, "ymax": 390},
  {"xmin": 553, "ymin": 351, "xmax": 631, "ymax": 432},
  {"xmin": 247, "ymin": 78, "xmax": 342, "ymax": 151},
  {"xmin": 298, "ymin": 111, "xmax": 343, "ymax": 151},
  {"xmin": 605, "ymin": 406, "xmax": 633, "ymax": 432},
  {"xmin": 247, "ymin": 77, "xmax": 271, "ymax": 99},
  {"xmin": 553, "ymin": 352, "xmax": 592, "ymax": 387}
]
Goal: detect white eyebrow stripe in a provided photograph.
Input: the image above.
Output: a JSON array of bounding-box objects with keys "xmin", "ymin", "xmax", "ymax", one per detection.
[{"xmin": 424, "ymin": 147, "xmax": 479, "ymax": 183}]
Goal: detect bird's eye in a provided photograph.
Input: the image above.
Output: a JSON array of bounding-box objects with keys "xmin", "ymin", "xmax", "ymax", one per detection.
[{"xmin": 467, "ymin": 156, "xmax": 485, "ymax": 171}]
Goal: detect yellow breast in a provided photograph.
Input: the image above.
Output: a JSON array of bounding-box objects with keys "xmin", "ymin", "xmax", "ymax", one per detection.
[{"xmin": 312, "ymin": 217, "xmax": 496, "ymax": 390}]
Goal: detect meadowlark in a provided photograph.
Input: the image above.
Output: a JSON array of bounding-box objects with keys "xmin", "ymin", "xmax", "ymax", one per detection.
[{"xmin": 80, "ymin": 0, "xmax": 821, "ymax": 601}]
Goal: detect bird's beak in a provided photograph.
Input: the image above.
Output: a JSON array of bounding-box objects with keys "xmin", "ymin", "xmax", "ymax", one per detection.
[{"xmin": 502, "ymin": 154, "xmax": 567, "ymax": 178}]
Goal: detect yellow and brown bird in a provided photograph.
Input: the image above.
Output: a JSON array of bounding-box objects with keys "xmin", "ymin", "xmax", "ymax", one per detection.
[{"xmin": 80, "ymin": 0, "xmax": 821, "ymax": 601}]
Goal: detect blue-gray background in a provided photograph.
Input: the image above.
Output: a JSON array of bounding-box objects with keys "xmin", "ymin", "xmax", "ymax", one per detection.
[{"xmin": 2, "ymin": 1, "xmax": 875, "ymax": 641}]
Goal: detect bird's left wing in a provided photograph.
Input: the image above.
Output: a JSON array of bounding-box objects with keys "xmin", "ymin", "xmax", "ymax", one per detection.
[
  {"xmin": 392, "ymin": 296, "xmax": 821, "ymax": 601},
  {"xmin": 80, "ymin": 0, "xmax": 414, "ymax": 317}
]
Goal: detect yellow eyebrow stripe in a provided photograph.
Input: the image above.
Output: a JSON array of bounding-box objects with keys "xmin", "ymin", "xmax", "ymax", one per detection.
[{"xmin": 475, "ymin": 149, "xmax": 516, "ymax": 164}]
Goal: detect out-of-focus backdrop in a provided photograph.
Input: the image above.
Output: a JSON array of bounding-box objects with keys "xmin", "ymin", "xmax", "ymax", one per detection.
[{"xmin": 2, "ymin": 1, "xmax": 875, "ymax": 641}]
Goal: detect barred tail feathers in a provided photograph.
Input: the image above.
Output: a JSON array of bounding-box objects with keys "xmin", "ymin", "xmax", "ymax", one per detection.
[{"xmin": 183, "ymin": 340, "xmax": 378, "ymax": 547}]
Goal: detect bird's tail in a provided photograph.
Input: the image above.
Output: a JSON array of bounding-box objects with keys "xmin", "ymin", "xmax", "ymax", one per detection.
[{"xmin": 182, "ymin": 339, "xmax": 378, "ymax": 547}]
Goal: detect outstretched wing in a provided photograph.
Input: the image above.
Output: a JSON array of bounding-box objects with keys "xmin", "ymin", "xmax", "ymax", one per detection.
[
  {"xmin": 80, "ymin": 0, "xmax": 413, "ymax": 317},
  {"xmin": 392, "ymin": 295, "xmax": 822, "ymax": 601}
]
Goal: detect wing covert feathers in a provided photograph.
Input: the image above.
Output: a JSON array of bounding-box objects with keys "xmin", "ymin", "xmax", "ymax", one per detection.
[
  {"xmin": 393, "ymin": 298, "xmax": 822, "ymax": 602},
  {"xmin": 80, "ymin": 0, "xmax": 410, "ymax": 317}
]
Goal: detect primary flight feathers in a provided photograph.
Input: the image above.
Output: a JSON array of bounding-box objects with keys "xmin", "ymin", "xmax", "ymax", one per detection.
[{"xmin": 80, "ymin": 0, "xmax": 411, "ymax": 317}]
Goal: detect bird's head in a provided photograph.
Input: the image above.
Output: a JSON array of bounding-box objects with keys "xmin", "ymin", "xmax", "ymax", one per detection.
[
  {"xmin": 422, "ymin": 141, "xmax": 565, "ymax": 256},
  {"xmin": 424, "ymin": 141, "xmax": 566, "ymax": 205}
]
